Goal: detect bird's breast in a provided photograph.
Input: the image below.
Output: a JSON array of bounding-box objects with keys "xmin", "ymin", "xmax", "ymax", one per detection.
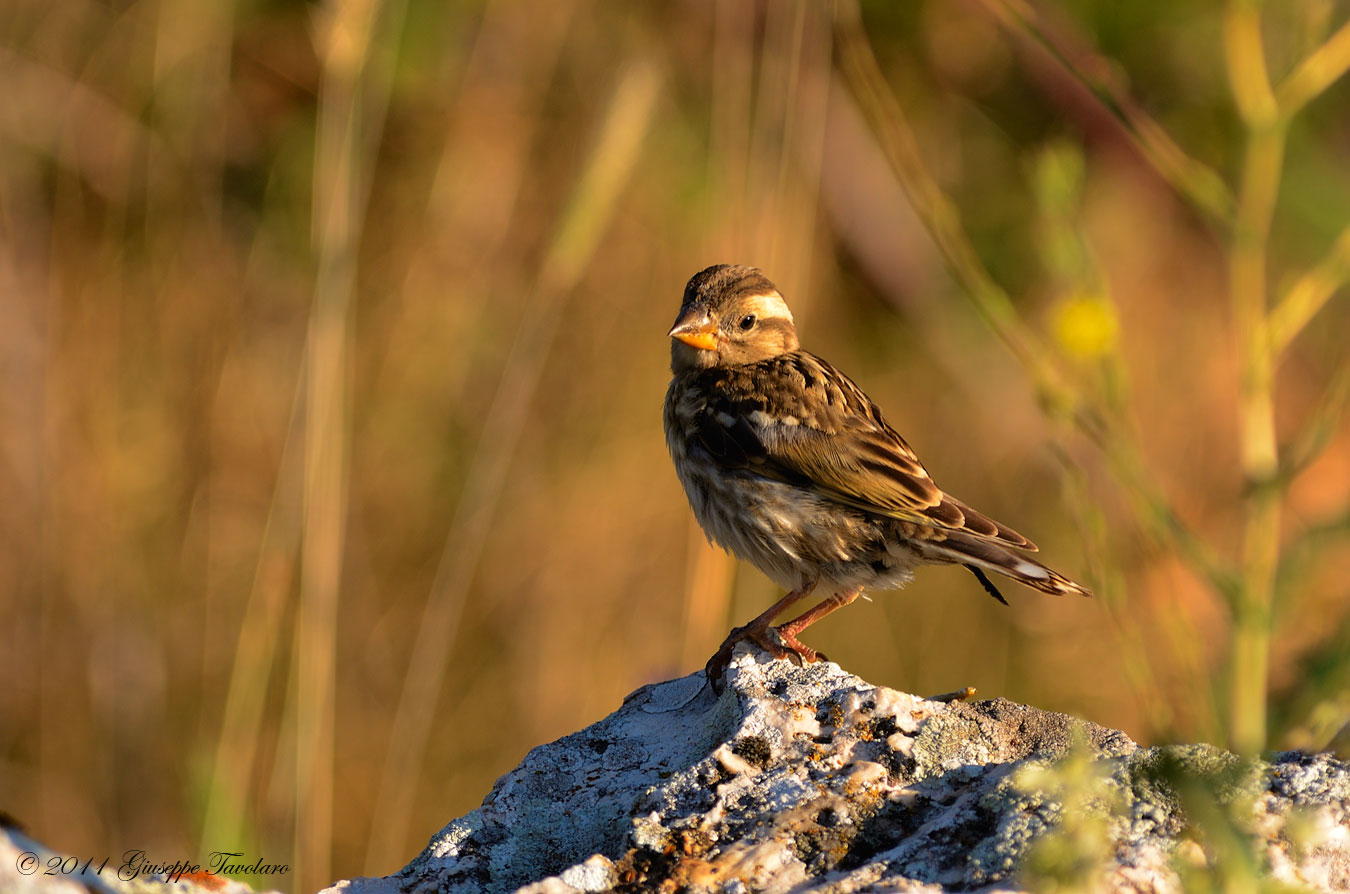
[{"xmin": 665, "ymin": 377, "xmax": 919, "ymax": 591}]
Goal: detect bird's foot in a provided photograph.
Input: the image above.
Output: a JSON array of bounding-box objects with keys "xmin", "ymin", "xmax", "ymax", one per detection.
[
  {"xmin": 705, "ymin": 624, "xmax": 826, "ymax": 692},
  {"xmin": 772, "ymin": 628, "xmax": 827, "ymax": 666}
]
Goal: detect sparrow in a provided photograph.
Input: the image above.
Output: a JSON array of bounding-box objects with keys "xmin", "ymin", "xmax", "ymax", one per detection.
[{"xmin": 663, "ymin": 264, "xmax": 1090, "ymax": 686}]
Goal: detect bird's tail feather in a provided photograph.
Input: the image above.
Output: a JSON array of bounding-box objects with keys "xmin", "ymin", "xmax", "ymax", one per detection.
[{"xmin": 926, "ymin": 531, "xmax": 1091, "ymax": 598}]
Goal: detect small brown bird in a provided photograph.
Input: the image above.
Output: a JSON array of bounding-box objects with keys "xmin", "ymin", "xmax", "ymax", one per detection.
[{"xmin": 664, "ymin": 264, "xmax": 1090, "ymax": 685}]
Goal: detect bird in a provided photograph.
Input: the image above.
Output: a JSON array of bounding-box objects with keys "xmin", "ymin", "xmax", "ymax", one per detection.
[{"xmin": 663, "ymin": 264, "xmax": 1091, "ymax": 687}]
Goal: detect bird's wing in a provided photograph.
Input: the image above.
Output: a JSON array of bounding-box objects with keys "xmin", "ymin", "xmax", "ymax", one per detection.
[{"xmin": 695, "ymin": 353, "xmax": 1036, "ymax": 550}]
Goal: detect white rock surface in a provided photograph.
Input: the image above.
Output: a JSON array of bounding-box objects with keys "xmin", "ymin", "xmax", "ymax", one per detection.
[{"xmin": 328, "ymin": 646, "xmax": 1350, "ymax": 894}]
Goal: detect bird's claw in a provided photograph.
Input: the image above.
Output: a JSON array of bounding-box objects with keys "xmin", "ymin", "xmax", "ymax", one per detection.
[{"xmin": 705, "ymin": 624, "xmax": 824, "ymax": 691}]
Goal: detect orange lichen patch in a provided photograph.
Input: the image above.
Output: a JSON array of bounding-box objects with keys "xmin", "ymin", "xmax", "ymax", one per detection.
[
  {"xmin": 676, "ymin": 839, "xmax": 809, "ymax": 891},
  {"xmin": 179, "ymin": 870, "xmax": 226, "ymax": 891},
  {"xmin": 674, "ymin": 828, "xmax": 714, "ymax": 857}
]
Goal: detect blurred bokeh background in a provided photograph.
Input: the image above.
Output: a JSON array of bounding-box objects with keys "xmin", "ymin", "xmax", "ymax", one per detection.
[{"xmin": 2, "ymin": 0, "xmax": 1348, "ymax": 890}]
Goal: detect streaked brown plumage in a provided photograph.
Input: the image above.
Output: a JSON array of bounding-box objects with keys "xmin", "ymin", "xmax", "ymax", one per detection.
[{"xmin": 663, "ymin": 264, "xmax": 1090, "ymax": 686}]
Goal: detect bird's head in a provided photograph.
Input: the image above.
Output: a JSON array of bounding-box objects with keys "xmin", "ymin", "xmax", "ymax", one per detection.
[{"xmin": 668, "ymin": 264, "xmax": 800, "ymax": 372}]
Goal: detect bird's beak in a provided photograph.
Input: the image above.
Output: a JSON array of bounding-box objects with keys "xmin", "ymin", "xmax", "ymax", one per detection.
[{"xmin": 668, "ymin": 307, "xmax": 718, "ymax": 351}]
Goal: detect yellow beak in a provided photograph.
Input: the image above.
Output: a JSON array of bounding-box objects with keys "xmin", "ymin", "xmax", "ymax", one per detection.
[{"xmin": 668, "ymin": 307, "xmax": 718, "ymax": 351}]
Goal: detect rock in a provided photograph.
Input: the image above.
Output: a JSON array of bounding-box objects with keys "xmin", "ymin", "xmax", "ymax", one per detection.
[
  {"xmin": 8, "ymin": 647, "xmax": 1347, "ymax": 894},
  {"xmin": 329, "ymin": 646, "xmax": 1350, "ymax": 894}
]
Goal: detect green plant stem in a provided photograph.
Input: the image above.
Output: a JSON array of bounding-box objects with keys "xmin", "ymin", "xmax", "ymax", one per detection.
[
  {"xmin": 1277, "ymin": 18, "xmax": 1350, "ymax": 116},
  {"xmin": 1269, "ymin": 223, "xmax": 1350, "ymax": 357},
  {"xmin": 832, "ymin": 0, "xmax": 1065, "ymax": 404},
  {"xmin": 1225, "ymin": 0, "xmax": 1285, "ymax": 757},
  {"xmin": 1278, "ymin": 362, "xmax": 1350, "ymax": 484},
  {"xmin": 975, "ymin": 0, "xmax": 1235, "ymax": 226},
  {"xmin": 294, "ymin": 0, "xmax": 407, "ymax": 887},
  {"xmin": 834, "ymin": 0, "xmax": 1237, "ymax": 604}
]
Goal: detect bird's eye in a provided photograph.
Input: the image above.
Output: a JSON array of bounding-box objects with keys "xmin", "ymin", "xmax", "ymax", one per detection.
[{"xmin": 738, "ymin": 314, "xmax": 757, "ymax": 331}]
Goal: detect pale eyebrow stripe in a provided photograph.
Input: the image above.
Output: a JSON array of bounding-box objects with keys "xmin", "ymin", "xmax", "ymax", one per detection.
[{"xmin": 742, "ymin": 292, "xmax": 793, "ymax": 322}]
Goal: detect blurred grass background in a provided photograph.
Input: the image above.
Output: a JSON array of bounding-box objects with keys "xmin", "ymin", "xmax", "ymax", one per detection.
[{"xmin": 1, "ymin": 0, "xmax": 1348, "ymax": 890}]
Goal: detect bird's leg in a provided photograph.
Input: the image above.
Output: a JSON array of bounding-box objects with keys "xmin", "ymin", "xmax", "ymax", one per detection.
[
  {"xmin": 705, "ymin": 581, "xmax": 816, "ymax": 689},
  {"xmin": 770, "ymin": 587, "xmax": 863, "ymax": 664}
]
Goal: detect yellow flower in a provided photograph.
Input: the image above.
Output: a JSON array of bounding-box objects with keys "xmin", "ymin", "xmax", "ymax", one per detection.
[{"xmin": 1052, "ymin": 292, "xmax": 1119, "ymax": 360}]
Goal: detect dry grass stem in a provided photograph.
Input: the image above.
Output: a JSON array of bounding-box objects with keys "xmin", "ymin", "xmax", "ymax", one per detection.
[{"xmin": 363, "ymin": 59, "xmax": 661, "ymax": 873}]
